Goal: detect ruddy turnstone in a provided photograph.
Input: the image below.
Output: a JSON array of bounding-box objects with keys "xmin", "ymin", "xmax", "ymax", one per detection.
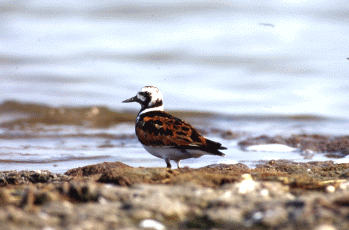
[{"xmin": 123, "ymin": 86, "xmax": 227, "ymax": 169}]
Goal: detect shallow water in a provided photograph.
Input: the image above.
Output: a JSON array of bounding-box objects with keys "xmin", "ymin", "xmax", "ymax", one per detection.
[
  {"xmin": 1, "ymin": 1, "xmax": 349, "ymax": 172},
  {"xmin": 0, "ymin": 102, "xmax": 348, "ymax": 173}
]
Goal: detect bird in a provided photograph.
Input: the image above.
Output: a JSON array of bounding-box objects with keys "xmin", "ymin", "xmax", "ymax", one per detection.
[{"xmin": 122, "ymin": 86, "xmax": 227, "ymax": 169}]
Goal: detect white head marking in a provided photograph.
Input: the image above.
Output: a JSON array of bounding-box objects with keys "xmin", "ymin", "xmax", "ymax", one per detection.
[{"xmin": 137, "ymin": 86, "xmax": 164, "ymax": 117}]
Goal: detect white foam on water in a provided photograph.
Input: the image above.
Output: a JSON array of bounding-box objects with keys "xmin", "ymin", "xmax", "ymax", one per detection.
[{"xmin": 246, "ymin": 144, "xmax": 298, "ymax": 152}]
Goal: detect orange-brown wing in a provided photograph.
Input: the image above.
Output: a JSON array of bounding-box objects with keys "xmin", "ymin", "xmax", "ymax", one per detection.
[{"xmin": 136, "ymin": 112, "xmax": 207, "ymax": 148}]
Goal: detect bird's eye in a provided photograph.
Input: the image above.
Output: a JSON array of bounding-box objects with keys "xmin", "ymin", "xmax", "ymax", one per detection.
[{"xmin": 137, "ymin": 92, "xmax": 147, "ymax": 101}]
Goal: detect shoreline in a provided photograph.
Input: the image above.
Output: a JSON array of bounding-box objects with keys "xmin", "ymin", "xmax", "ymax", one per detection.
[
  {"xmin": 1, "ymin": 161, "xmax": 349, "ymax": 229},
  {"xmin": 0, "ymin": 100, "xmax": 344, "ymax": 128},
  {"xmin": 1, "ymin": 101, "xmax": 349, "ymax": 228}
]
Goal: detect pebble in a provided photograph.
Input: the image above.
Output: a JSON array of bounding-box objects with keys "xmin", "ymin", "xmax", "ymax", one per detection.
[
  {"xmin": 139, "ymin": 219, "xmax": 166, "ymax": 230},
  {"xmin": 262, "ymin": 206, "xmax": 288, "ymax": 228},
  {"xmin": 326, "ymin": 185, "xmax": 335, "ymax": 193},
  {"xmin": 236, "ymin": 174, "xmax": 255, "ymax": 194},
  {"xmin": 0, "ymin": 189, "xmax": 11, "ymax": 206},
  {"xmin": 68, "ymin": 182, "xmax": 100, "ymax": 202},
  {"xmin": 20, "ymin": 186, "xmax": 35, "ymax": 210},
  {"xmin": 315, "ymin": 224, "xmax": 337, "ymax": 230}
]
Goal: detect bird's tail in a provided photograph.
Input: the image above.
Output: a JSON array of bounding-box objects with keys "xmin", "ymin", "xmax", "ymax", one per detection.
[{"xmin": 205, "ymin": 139, "xmax": 227, "ymax": 156}]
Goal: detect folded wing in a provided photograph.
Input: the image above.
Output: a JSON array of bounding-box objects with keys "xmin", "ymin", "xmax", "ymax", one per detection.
[{"xmin": 136, "ymin": 111, "xmax": 226, "ymax": 156}]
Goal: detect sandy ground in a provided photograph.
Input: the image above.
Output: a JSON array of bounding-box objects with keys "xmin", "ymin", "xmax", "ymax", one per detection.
[{"xmin": 1, "ymin": 160, "xmax": 349, "ymax": 229}]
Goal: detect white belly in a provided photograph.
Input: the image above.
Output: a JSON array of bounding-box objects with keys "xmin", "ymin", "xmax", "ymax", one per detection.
[{"xmin": 142, "ymin": 145, "xmax": 206, "ymax": 161}]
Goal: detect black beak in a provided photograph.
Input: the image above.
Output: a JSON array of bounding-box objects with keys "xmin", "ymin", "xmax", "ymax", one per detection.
[{"xmin": 122, "ymin": 96, "xmax": 138, "ymax": 103}]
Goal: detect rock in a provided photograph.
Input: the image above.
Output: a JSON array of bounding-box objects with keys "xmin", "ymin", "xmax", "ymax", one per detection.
[
  {"xmin": 35, "ymin": 191, "xmax": 59, "ymax": 205},
  {"xmin": 262, "ymin": 206, "xmax": 288, "ymax": 228},
  {"xmin": 30, "ymin": 170, "xmax": 54, "ymax": 183},
  {"xmin": 20, "ymin": 186, "xmax": 36, "ymax": 210},
  {"xmin": 41, "ymin": 200, "xmax": 74, "ymax": 227},
  {"xmin": 139, "ymin": 219, "xmax": 166, "ymax": 230},
  {"xmin": 206, "ymin": 207, "xmax": 244, "ymax": 228},
  {"xmin": 65, "ymin": 161, "xmax": 132, "ymax": 177},
  {"xmin": 0, "ymin": 188, "xmax": 12, "ymax": 206},
  {"xmin": 124, "ymin": 184, "xmax": 190, "ymax": 219},
  {"xmin": 68, "ymin": 182, "xmax": 100, "ymax": 202},
  {"xmin": 315, "ymin": 224, "xmax": 337, "ymax": 230}
]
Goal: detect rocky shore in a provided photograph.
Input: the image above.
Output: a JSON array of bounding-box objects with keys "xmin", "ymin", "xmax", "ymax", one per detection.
[{"xmin": 0, "ymin": 161, "xmax": 349, "ymax": 229}]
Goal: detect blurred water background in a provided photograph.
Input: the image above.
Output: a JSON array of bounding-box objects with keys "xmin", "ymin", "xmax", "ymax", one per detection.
[{"xmin": 1, "ymin": 0, "xmax": 349, "ymax": 173}]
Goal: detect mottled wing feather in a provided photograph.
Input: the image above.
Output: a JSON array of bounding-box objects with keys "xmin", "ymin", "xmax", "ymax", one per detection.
[
  {"xmin": 136, "ymin": 111, "xmax": 226, "ymax": 156},
  {"xmin": 136, "ymin": 113, "xmax": 203, "ymax": 146}
]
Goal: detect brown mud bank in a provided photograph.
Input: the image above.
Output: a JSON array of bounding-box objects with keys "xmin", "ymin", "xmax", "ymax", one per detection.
[
  {"xmin": 0, "ymin": 100, "xmax": 135, "ymax": 128},
  {"xmin": 0, "ymin": 100, "xmax": 338, "ymax": 130},
  {"xmin": 0, "ymin": 100, "xmax": 220, "ymax": 129},
  {"xmin": 1, "ymin": 161, "xmax": 349, "ymax": 229}
]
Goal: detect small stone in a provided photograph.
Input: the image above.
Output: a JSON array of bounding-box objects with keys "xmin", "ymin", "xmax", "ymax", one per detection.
[
  {"xmin": 339, "ymin": 181, "xmax": 349, "ymax": 190},
  {"xmin": 57, "ymin": 181, "xmax": 70, "ymax": 195},
  {"xmin": 35, "ymin": 191, "xmax": 58, "ymax": 205},
  {"xmin": 326, "ymin": 185, "xmax": 335, "ymax": 193},
  {"xmin": 236, "ymin": 174, "xmax": 255, "ymax": 194},
  {"xmin": 262, "ymin": 207, "xmax": 288, "ymax": 228},
  {"xmin": 129, "ymin": 185, "xmax": 189, "ymax": 219},
  {"xmin": 139, "ymin": 219, "xmax": 165, "ymax": 230},
  {"xmin": 128, "ymin": 209, "xmax": 153, "ymax": 220},
  {"xmin": 42, "ymin": 200, "xmax": 73, "ymax": 215},
  {"xmin": 0, "ymin": 189, "xmax": 12, "ymax": 206},
  {"xmin": 252, "ymin": 211, "xmax": 264, "ymax": 221},
  {"xmin": 260, "ymin": 189, "xmax": 269, "ymax": 197},
  {"xmin": 20, "ymin": 186, "xmax": 36, "ymax": 210},
  {"xmin": 315, "ymin": 224, "xmax": 337, "ymax": 230},
  {"xmin": 6, "ymin": 174, "xmax": 20, "ymax": 185},
  {"xmin": 206, "ymin": 207, "xmax": 244, "ymax": 228},
  {"xmin": 30, "ymin": 171, "xmax": 53, "ymax": 183},
  {"xmin": 68, "ymin": 182, "xmax": 100, "ymax": 202}
]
